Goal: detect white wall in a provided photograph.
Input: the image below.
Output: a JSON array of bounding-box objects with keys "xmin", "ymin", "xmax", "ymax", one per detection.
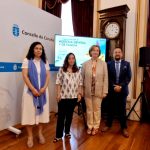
[
  {"xmin": 22, "ymin": 0, "xmax": 40, "ymax": 7},
  {"xmin": 135, "ymin": 0, "xmax": 149, "ymax": 98},
  {"xmin": 0, "ymin": 0, "xmax": 61, "ymax": 130}
]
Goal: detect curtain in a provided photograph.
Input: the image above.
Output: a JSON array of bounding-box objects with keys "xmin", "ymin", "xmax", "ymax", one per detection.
[
  {"xmin": 42, "ymin": 0, "xmax": 69, "ymax": 18},
  {"xmin": 71, "ymin": 0, "xmax": 94, "ymax": 37},
  {"xmin": 142, "ymin": 0, "xmax": 150, "ymax": 122},
  {"xmin": 42, "ymin": 0, "xmax": 94, "ymax": 36}
]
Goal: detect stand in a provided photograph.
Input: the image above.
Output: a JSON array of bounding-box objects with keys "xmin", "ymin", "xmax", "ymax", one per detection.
[
  {"xmin": 7, "ymin": 126, "xmax": 21, "ymax": 137},
  {"xmin": 74, "ymin": 99, "xmax": 87, "ymax": 128},
  {"xmin": 127, "ymin": 68, "xmax": 150, "ymax": 121},
  {"xmin": 126, "ymin": 91, "xmax": 148, "ymax": 120},
  {"xmin": 55, "ymin": 99, "xmax": 87, "ymax": 128}
]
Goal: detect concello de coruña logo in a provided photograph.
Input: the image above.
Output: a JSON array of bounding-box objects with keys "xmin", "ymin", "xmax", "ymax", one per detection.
[
  {"xmin": 13, "ymin": 64, "xmax": 17, "ymax": 71},
  {"xmin": 12, "ymin": 24, "xmax": 20, "ymax": 37}
]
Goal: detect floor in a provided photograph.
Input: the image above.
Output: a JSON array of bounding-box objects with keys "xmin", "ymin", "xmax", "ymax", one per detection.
[{"xmin": 0, "ymin": 112, "xmax": 150, "ymax": 150}]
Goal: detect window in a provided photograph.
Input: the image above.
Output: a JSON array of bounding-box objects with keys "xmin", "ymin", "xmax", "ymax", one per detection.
[{"xmin": 61, "ymin": 1, "xmax": 74, "ymax": 36}]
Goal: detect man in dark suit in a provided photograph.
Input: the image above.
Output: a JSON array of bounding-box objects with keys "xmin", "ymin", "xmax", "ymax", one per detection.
[{"xmin": 102, "ymin": 48, "xmax": 132, "ymax": 138}]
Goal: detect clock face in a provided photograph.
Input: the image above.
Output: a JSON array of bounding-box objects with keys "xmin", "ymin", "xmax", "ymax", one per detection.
[{"xmin": 104, "ymin": 22, "xmax": 120, "ymax": 39}]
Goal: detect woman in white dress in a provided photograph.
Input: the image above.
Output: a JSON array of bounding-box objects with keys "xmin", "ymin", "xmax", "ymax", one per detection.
[{"xmin": 21, "ymin": 42, "xmax": 50, "ymax": 148}]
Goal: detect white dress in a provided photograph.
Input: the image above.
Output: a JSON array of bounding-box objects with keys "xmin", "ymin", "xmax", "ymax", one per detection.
[{"xmin": 21, "ymin": 58, "xmax": 50, "ymax": 125}]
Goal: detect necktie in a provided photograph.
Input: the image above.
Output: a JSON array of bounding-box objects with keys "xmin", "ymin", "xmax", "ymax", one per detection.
[{"xmin": 116, "ymin": 61, "xmax": 120, "ymax": 83}]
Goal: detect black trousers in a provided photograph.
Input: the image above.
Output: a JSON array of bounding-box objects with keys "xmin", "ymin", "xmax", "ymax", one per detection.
[
  {"xmin": 106, "ymin": 92, "xmax": 127, "ymax": 129},
  {"xmin": 56, "ymin": 98, "xmax": 77, "ymax": 138}
]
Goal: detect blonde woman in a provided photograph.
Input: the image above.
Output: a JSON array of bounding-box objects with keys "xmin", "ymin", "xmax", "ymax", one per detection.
[{"xmin": 82, "ymin": 45, "xmax": 108, "ymax": 135}]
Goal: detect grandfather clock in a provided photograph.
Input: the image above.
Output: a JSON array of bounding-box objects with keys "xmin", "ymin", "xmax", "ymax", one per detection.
[{"xmin": 98, "ymin": 5, "xmax": 130, "ymax": 61}]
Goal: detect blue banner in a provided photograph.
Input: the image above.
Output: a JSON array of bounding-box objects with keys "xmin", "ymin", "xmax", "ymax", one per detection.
[{"xmin": 0, "ymin": 62, "xmax": 59, "ymax": 72}]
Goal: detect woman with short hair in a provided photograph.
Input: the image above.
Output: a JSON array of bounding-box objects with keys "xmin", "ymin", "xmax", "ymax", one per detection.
[{"xmin": 82, "ymin": 45, "xmax": 108, "ymax": 135}]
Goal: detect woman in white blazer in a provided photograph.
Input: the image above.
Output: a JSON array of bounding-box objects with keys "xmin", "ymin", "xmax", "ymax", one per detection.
[{"xmin": 82, "ymin": 45, "xmax": 108, "ymax": 135}]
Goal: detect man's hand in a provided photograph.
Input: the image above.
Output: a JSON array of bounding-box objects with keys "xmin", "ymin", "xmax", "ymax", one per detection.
[
  {"xmin": 103, "ymin": 93, "xmax": 107, "ymax": 98},
  {"xmin": 114, "ymin": 85, "xmax": 122, "ymax": 93}
]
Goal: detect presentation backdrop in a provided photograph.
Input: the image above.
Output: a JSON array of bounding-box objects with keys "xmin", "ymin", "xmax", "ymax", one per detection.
[
  {"xmin": 0, "ymin": 0, "xmax": 61, "ymax": 130},
  {"xmin": 55, "ymin": 35, "xmax": 106, "ymax": 67}
]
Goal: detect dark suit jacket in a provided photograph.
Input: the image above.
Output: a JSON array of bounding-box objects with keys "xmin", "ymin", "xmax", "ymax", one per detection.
[{"xmin": 107, "ymin": 60, "xmax": 132, "ymax": 96}]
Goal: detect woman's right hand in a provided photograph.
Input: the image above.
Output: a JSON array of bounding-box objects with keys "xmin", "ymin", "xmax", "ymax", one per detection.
[
  {"xmin": 32, "ymin": 88, "xmax": 40, "ymax": 97},
  {"xmin": 77, "ymin": 93, "xmax": 82, "ymax": 102}
]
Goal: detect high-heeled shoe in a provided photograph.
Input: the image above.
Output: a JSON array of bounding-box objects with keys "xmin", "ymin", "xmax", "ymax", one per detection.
[
  {"xmin": 87, "ymin": 128, "xmax": 92, "ymax": 135},
  {"xmin": 91, "ymin": 128, "xmax": 99, "ymax": 136}
]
